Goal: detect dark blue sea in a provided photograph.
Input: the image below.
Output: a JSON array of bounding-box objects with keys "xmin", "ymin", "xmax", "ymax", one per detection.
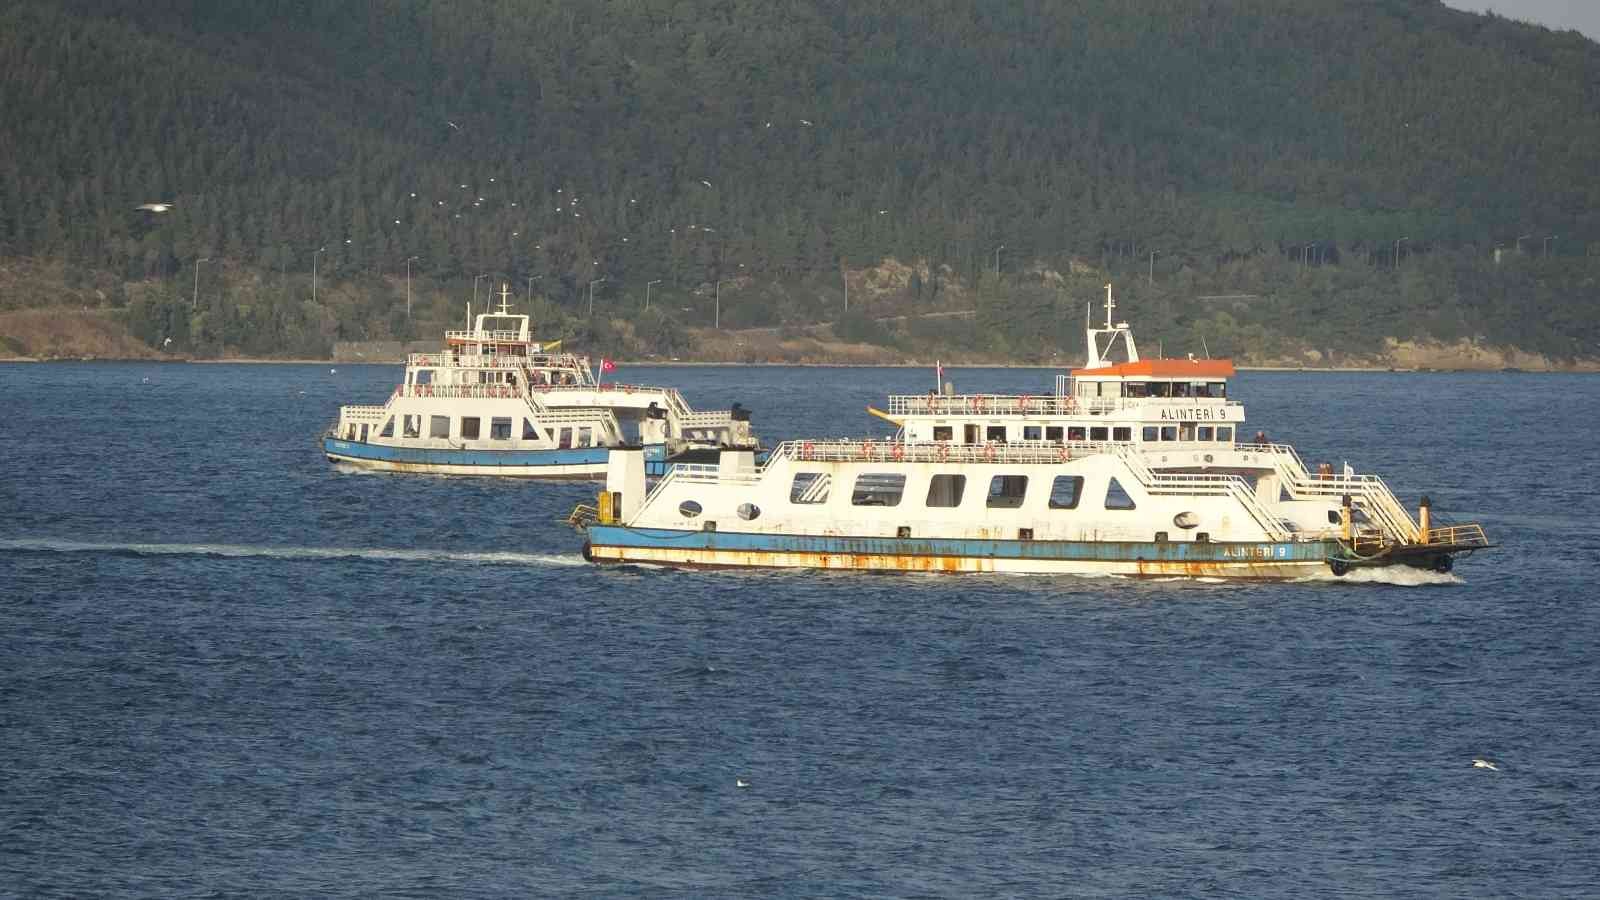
[{"xmin": 2, "ymin": 361, "xmax": 1597, "ymax": 897}]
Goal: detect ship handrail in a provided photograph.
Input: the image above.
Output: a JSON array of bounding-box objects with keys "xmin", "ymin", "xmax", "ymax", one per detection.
[
  {"xmin": 1248, "ymin": 443, "xmax": 1421, "ymax": 543},
  {"xmin": 1427, "ymin": 523, "xmax": 1491, "ymax": 547},
  {"xmin": 765, "ymin": 438, "xmax": 1126, "ymax": 465},
  {"xmin": 885, "ymin": 393, "xmax": 1243, "ymax": 417},
  {"xmin": 1113, "ymin": 445, "xmax": 1291, "ymax": 541},
  {"xmin": 336, "ymin": 405, "xmax": 389, "ymax": 423}
]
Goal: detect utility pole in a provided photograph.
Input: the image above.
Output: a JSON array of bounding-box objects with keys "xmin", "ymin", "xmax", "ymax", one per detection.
[
  {"xmin": 312, "ymin": 247, "xmax": 325, "ymax": 304},
  {"xmin": 192, "ymin": 257, "xmax": 211, "ymax": 310},
  {"xmin": 526, "ymin": 273, "xmax": 542, "ymax": 305},
  {"xmin": 645, "ymin": 279, "xmax": 661, "ymax": 310},
  {"xmin": 588, "ymin": 277, "xmax": 607, "ymax": 316},
  {"xmin": 405, "ymin": 256, "xmax": 418, "ymax": 318},
  {"xmin": 715, "ymin": 279, "xmax": 732, "ymax": 329}
]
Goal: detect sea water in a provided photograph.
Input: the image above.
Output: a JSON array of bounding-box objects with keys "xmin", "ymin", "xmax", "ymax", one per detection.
[{"xmin": 2, "ymin": 361, "xmax": 1597, "ymax": 897}]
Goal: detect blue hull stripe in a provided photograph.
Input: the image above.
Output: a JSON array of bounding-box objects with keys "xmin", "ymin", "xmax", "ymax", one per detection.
[
  {"xmin": 324, "ymin": 437, "xmax": 665, "ymax": 469},
  {"xmin": 587, "ymin": 526, "xmax": 1336, "ymax": 564}
]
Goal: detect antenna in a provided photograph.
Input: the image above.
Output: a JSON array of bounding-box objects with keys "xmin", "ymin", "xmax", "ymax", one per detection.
[
  {"xmin": 1104, "ymin": 282, "xmax": 1116, "ymax": 330},
  {"xmin": 1201, "ymin": 333, "xmax": 1211, "ymax": 359}
]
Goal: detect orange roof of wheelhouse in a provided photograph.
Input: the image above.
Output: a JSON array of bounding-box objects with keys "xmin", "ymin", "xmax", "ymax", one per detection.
[{"xmin": 1071, "ymin": 359, "xmax": 1237, "ymax": 378}]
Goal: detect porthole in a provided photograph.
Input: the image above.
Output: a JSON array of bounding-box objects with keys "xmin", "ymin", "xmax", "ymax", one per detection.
[
  {"xmin": 1173, "ymin": 511, "xmax": 1200, "ymax": 529},
  {"xmin": 679, "ymin": 500, "xmax": 703, "ymax": 518},
  {"xmin": 736, "ymin": 502, "xmax": 760, "ymax": 521}
]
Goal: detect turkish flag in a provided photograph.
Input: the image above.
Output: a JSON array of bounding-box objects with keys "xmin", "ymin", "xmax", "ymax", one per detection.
[{"xmin": 600, "ymin": 358, "xmax": 616, "ymax": 373}]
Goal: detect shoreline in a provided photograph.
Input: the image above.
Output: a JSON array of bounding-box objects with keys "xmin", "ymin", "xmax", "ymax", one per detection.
[{"xmin": 5, "ymin": 355, "xmax": 1598, "ymax": 373}]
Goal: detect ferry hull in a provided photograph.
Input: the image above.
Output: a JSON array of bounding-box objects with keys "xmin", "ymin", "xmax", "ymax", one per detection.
[
  {"xmin": 583, "ymin": 526, "xmax": 1340, "ymax": 579},
  {"xmin": 324, "ymin": 437, "xmax": 670, "ymax": 480}
]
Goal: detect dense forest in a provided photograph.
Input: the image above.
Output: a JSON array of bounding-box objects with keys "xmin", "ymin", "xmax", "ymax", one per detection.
[{"xmin": 2, "ymin": 0, "xmax": 1599, "ymax": 362}]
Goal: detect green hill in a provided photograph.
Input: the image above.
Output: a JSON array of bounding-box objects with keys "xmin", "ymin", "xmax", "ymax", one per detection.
[{"xmin": 3, "ymin": 0, "xmax": 1598, "ymax": 364}]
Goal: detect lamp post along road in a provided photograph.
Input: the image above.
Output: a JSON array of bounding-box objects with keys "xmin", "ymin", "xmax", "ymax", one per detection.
[
  {"xmin": 1394, "ymin": 237, "xmax": 1408, "ymax": 269},
  {"xmin": 994, "ymin": 244, "xmax": 1004, "ymax": 279},
  {"xmin": 645, "ymin": 279, "xmax": 662, "ymax": 310},
  {"xmin": 589, "ymin": 277, "xmax": 607, "ymax": 317},
  {"xmin": 193, "ymin": 257, "xmax": 211, "ymax": 310},
  {"xmin": 526, "ymin": 274, "xmax": 542, "ymax": 305},
  {"xmin": 312, "ymin": 247, "xmax": 325, "ymax": 304}
]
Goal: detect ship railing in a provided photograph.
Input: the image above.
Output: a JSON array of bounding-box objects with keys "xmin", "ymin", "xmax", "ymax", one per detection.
[
  {"xmin": 1427, "ymin": 523, "xmax": 1490, "ymax": 548},
  {"xmin": 443, "ymin": 328, "xmax": 528, "ymax": 343},
  {"xmin": 395, "ymin": 383, "xmax": 529, "ymax": 401},
  {"xmin": 1248, "ymin": 443, "xmax": 1421, "ymax": 544},
  {"xmin": 885, "ymin": 394, "xmax": 1244, "ymax": 417},
  {"xmin": 766, "ymin": 438, "xmax": 1125, "ymax": 466},
  {"xmin": 1113, "ymin": 445, "xmax": 1292, "ymax": 541}
]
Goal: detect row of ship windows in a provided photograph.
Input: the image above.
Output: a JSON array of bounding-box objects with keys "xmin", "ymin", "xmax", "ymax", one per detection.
[
  {"xmin": 676, "ymin": 474, "xmax": 1136, "ymax": 520},
  {"xmin": 355, "ymin": 415, "xmax": 599, "ymax": 447},
  {"xmin": 931, "ymin": 424, "xmax": 1235, "ymax": 443}
]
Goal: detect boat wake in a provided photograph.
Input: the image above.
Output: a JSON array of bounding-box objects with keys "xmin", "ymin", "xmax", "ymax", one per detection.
[
  {"xmin": 0, "ymin": 538, "xmax": 586, "ymax": 568},
  {"xmin": 1300, "ymin": 566, "xmax": 1462, "ymax": 587}
]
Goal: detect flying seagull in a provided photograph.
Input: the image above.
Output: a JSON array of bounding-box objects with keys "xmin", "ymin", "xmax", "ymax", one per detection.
[
  {"xmin": 1472, "ymin": 758, "xmax": 1500, "ymax": 771},
  {"xmin": 736, "ymin": 779, "xmax": 750, "ymax": 788},
  {"xmin": 700, "ymin": 180, "xmax": 713, "ymax": 188},
  {"xmin": 447, "ymin": 120, "xmax": 461, "ymax": 131},
  {"xmin": 799, "ymin": 118, "xmax": 813, "ymax": 126},
  {"xmin": 136, "ymin": 202, "xmax": 174, "ymax": 213}
]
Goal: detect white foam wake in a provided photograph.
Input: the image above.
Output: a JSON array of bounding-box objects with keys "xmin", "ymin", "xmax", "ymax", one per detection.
[{"xmin": 0, "ymin": 538, "xmax": 586, "ymax": 568}]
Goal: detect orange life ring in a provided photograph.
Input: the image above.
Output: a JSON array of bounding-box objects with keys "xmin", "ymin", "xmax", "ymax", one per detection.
[
  {"xmin": 1057, "ymin": 445, "xmax": 1069, "ymax": 462},
  {"xmin": 1019, "ymin": 394, "xmax": 1032, "ymax": 414},
  {"xmin": 861, "ymin": 440, "xmax": 874, "ymax": 460},
  {"xmin": 937, "ymin": 443, "xmax": 950, "ymax": 462},
  {"xmin": 984, "ymin": 442, "xmax": 997, "ymax": 462},
  {"xmin": 801, "ymin": 440, "xmax": 815, "ymax": 460},
  {"xmin": 891, "ymin": 443, "xmax": 905, "ymax": 461}
]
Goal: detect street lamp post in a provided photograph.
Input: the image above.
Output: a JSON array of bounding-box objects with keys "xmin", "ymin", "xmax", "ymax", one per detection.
[
  {"xmin": 645, "ymin": 279, "xmax": 662, "ymax": 310},
  {"xmin": 994, "ymin": 243, "xmax": 1005, "ymax": 279},
  {"xmin": 473, "ymin": 273, "xmax": 489, "ymax": 306},
  {"xmin": 588, "ymin": 277, "xmax": 608, "ymax": 317},
  {"xmin": 1148, "ymin": 249, "xmax": 1157, "ymax": 285},
  {"xmin": 405, "ymin": 256, "xmax": 419, "ymax": 318},
  {"xmin": 1544, "ymin": 235, "xmax": 1557, "ymax": 256},
  {"xmin": 1515, "ymin": 233, "xmax": 1532, "ymax": 254},
  {"xmin": 526, "ymin": 274, "xmax": 543, "ymax": 304},
  {"xmin": 1394, "ymin": 237, "xmax": 1408, "ymax": 269},
  {"xmin": 192, "ymin": 257, "xmax": 211, "ymax": 310},
  {"xmin": 312, "ymin": 247, "xmax": 325, "ymax": 303}
]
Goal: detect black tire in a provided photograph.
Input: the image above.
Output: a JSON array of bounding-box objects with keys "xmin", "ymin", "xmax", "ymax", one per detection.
[
  {"xmin": 1432, "ymin": 555, "xmax": 1454, "ymax": 574},
  {"xmin": 1329, "ymin": 558, "xmax": 1349, "ymax": 577}
]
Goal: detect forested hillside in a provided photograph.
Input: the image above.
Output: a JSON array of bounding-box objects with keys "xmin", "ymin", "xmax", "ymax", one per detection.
[{"xmin": 3, "ymin": 0, "xmax": 1599, "ymax": 363}]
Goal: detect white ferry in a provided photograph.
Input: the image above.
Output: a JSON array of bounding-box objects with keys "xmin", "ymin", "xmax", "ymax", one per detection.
[
  {"xmin": 570, "ymin": 285, "xmax": 1490, "ymax": 578},
  {"xmin": 323, "ymin": 285, "xmax": 759, "ymax": 479}
]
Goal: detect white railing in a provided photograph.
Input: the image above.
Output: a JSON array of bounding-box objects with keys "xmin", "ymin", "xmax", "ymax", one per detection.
[
  {"xmin": 1249, "ymin": 443, "xmax": 1420, "ymax": 543},
  {"xmin": 443, "ymin": 328, "xmax": 529, "ymax": 343},
  {"xmin": 885, "ymin": 393, "xmax": 1243, "ymax": 417},
  {"xmin": 396, "ymin": 383, "xmax": 523, "ymax": 400},
  {"xmin": 339, "ymin": 405, "xmax": 389, "ymax": 423},
  {"xmin": 1114, "ymin": 445, "xmax": 1290, "ymax": 541},
  {"xmin": 768, "ymin": 438, "xmax": 1125, "ymax": 466}
]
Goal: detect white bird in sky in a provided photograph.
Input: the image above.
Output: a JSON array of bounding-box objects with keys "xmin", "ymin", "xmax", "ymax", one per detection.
[
  {"xmin": 1472, "ymin": 758, "xmax": 1500, "ymax": 771},
  {"xmin": 447, "ymin": 120, "xmax": 461, "ymax": 131},
  {"xmin": 162, "ymin": 337, "xmax": 173, "ymax": 347},
  {"xmin": 799, "ymin": 118, "xmax": 813, "ymax": 126},
  {"xmin": 136, "ymin": 202, "xmax": 174, "ymax": 213},
  {"xmin": 700, "ymin": 179, "xmax": 714, "ymax": 188}
]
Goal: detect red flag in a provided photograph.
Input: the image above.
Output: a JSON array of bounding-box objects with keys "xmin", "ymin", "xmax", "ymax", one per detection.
[{"xmin": 600, "ymin": 358, "xmax": 616, "ymax": 373}]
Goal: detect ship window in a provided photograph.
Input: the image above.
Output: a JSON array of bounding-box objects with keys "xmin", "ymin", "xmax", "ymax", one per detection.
[
  {"xmin": 1049, "ymin": 476, "xmax": 1084, "ymax": 509},
  {"xmin": 986, "ymin": 425, "xmax": 1007, "ymax": 443},
  {"xmin": 1090, "ymin": 426, "xmax": 1108, "ymax": 441},
  {"xmin": 1126, "ymin": 382, "xmax": 1149, "ymax": 398},
  {"xmin": 403, "ymin": 415, "xmax": 421, "ymax": 438},
  {"xmin": 557, "ymin": 428, "xmax": 572, "ymax": 449},
  {"xmin": 429, "ymin": 415, "xmax": 450, "ymax": 439},
  {"xmin": 415, "ymin": 369, "xmax": 433, "ymax": 384},
  {"xmin": 736, "ymin": 503, "xmax": 760, "ymax": 521},
  {"xmin": 1210, "ymin": 382, "xmax": 1226, "ymax": 397},
  {"xmin": 1196, "ymin": 532, "xmax": 1211, "ymax": 542},
  {"xmin": 1068, "ymin": 426, "xmax": 1086, "ymax": 441},
  {"xmin": 964, "ymin": 424, "xmax": 980, "ymax": 444},
  {"xmin": 1328, "ymin": 510, "xmax": 1342, "ymax": 525},
  {"xmin": 1180, "ymin": 423, "xmax": 1196, "ymax": 441},
  {"xmin": 1105, "ymin": 478, "xmax": 1137, "ymax": 510},
  {"xmin": 933, "ymin": 426, "xmax": 953, "ymax": 441},
  {"xmin": 523, "ymin": 419, "xmax": 538, "ymax": 440},
  {"xmin": 926, "ymin": 474, "xmax": 966, "ymax": 508},
  {"xmin": 679, "ymin": 500, "xmax": 702, "ymax": 518},
  {"xmin": 1112, "ymin": 426, "xmax": 1131, "ymax": 442},
  {"xmin": 379, "ymin": 417, "xmax": 394, "ymax": 438},
  {"xmin": 1046, "ymin": 426, "xmax": 1063, "ymax": 442},
  {"xmin": 490, "ymin": 417, "xmax": 512, "ymax": 440},
  {"xmin": 1142, "ymin": 426, "xmax": 1158, "ymax": 442},
  {"xmin": 577, "ymin": 426, "xmax": 593, "ymax": 447},
  {"xmin": 1155, "ymin": 531, "xmax": 1170, "ymax": 542},
  {"xmin": 1160, "ymin": 426, "xmax": 1178, "ymax": 441},
  {"xmin": 986, "ymin": 475, "xmax": 1028, "ymax": 509},
  {"xmin": 1152, "ymin": 382, "xmax": 1173, "ymax": 398},
  {"xmin": 790, "ymin": 472, "xmax": 830, "ymax": 504},
  {"xmin": 1198, "ymin": 426, "xmax": 1215, "ymax": 441},
  {"xmin": 851, "ymin": 473, "xmax": 905, "ymax": 507},
  {"xmin": 1172, "ymin": 382, "xmax": 1191, "ymax": 397},
  {"xmin": 461, "ymin": 417, "xmax": 481, "ymax": 440},
  {"xmin": 1023, "ymin": 426, "xmax": 1042, "ymax": 441},
  {"xmin": 1217, "ymin": 426, "xmax": 1234, "ymax": 442}
]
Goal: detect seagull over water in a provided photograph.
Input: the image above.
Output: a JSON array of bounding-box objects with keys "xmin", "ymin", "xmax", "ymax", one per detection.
[
  {"xmin": 447, "ymin": 120, "xmax": 461, "ymax": 131},
  {"xmin": 1472, "ymin": 758, "xmax": 1500, "ymax": 771},
  {"xmin": 736, "ymin": 779, "xmax": 750, "ymax": 788},
  {"xmin": 136, "ymin": 202, "xmax": 174, "ymax": 213}
]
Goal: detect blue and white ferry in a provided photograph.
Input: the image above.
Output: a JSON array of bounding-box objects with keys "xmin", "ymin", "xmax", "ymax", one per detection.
[
  {"xmin": 571, "ymin": 286, "xmax": 1490, "ymax": 579},
  {"xmin": 323, "ymin": 285, "xmax": 759, "ymax": 479}
]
